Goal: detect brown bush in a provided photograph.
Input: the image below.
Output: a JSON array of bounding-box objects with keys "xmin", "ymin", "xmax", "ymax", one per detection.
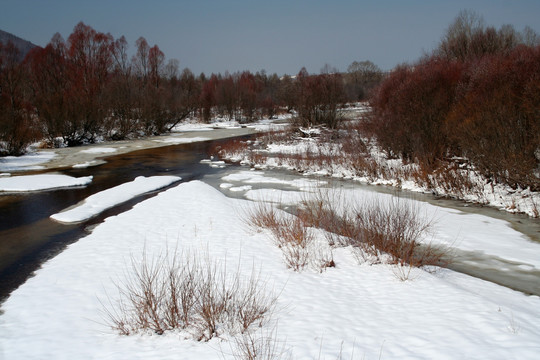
[
  {"xmin": 0, "ymin": 41, "xmax": 40, "ymax": 155},
  {"xmin": 369, "ymin": 13, "xmax": 540, "ymax": 190},
  {"xmin": 369, "ymin": 57, "xmax": 464, "ymax": 165},
  {"xmin": 299, "ymin": 191, "xmax": 444, "ymax": 272},
  {"xmin": 446, "ymin": 45, "xmax": 540, "ymax": 190},
  {"xmin": 102, "ymin": 249, "xmax": 277, "ymax": 340},
  {"xmin": 245, "ymin": 201, "xmax": 334, "ymax": 272}
]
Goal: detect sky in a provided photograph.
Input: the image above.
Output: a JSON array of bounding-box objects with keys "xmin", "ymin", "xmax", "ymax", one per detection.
[{"xmin": 1, "ymin": 0, "xmax": 539, "ymax": 76}]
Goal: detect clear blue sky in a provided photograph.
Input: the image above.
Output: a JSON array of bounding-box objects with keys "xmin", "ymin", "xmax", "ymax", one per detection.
[{"xmin": 1, "ymin": 0, "xmax": 539, "ymax": 75}]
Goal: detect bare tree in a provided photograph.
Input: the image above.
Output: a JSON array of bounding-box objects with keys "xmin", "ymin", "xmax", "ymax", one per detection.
[
  {"xmin": 346, "ymin": 60, "xmax": 383, "ymax": 100},
  {"xmin": 133, "ymin": 37, "xmax": 150, "ymax": 81},
  {"xmin": 163, "ymin": 58, "xmax": 179, "ymax": 80},
  {"xmin": 438, "ymin": 9, "xmax": 485, "ymax": 61},
  {"xmin": 522, "ymin": 25, "xmax": 540, "ymax": 47},
  {"xmin": 0, "ymin": 41, "xmax": 36, "ymax": 154}
]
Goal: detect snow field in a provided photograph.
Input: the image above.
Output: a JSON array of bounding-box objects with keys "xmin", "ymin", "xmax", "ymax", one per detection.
[{"xmin": 1, "ymin": 179, "xmax": 539, "ymax": 359}]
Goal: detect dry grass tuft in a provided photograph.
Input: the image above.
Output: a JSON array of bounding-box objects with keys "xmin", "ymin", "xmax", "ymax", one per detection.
[
  {"xmin": 229, "ymin": 326, "xmax": 292, "ymax": 360},
  {"xmin": 245, "ymin": 201, "xmax": 333, "ymax": 272},
  {"xmin": 299, "ymin": 190, "xmax": 448, "ymax": 279},
  {"xmin": 245, "ymin": 188, "xmax": 447, "ymax": 279},
  {"xmin": 102, "ymin": 248, "xmax": 278, "ymax": 340}
]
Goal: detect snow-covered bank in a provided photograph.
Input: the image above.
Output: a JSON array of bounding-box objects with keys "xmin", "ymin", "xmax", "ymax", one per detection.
[
  {"xmin": 1, "ymin": 180, "xmax": 539, "ymax": 359},
  {"xmin": 2, "ymin": 125, "xmax": 258, "ymax": 172},
  {"xmin": 0, "ymin": 174, "xmax": 92, "ymax": 192},
  {"xmin": 0, "ymin": 116, "xmax": 288, "ymax": 174},
  {"xmin": 220, "ymin": 131, "xmax": 540, "ymax": 218},
  {"xmin": 50, "ymin": 176, "xmax": 181, "ymax": 223},
  {"xmin": 220, "ymin": 171, "xmax": 540, "ymax": 272}
]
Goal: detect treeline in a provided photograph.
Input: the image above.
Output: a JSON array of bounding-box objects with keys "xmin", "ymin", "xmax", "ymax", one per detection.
[
  {"xmin": 0, "ymin": 22, "xmax": 383, "ymax": 155},
  {"xmin": 369, "ymin": 11, "xmax": 540, "ymax": 190}
]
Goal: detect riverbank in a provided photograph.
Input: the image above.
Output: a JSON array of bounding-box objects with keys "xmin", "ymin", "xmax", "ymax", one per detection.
[
  {"xmin": 0, "ymin": 124, "xmax": 260, "ymax": 173},
  {"xmin": 218, "ymin": 125, "xmax": 540, "ymax": 218}
]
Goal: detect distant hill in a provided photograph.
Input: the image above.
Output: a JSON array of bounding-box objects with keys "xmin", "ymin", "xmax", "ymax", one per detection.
[{"xmin": 0, "ymin": 29, "xmax": 39, "ymax": 60}]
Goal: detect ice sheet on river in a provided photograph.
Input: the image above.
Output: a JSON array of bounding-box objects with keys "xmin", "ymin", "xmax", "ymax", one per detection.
[
  {"xmin": 50, "ymin": 175, "xmax": 181, "ymax": 223},
  {"xmin": 0, "ymin": 173, "xmax": 92, "ymax": 192},
  {"xmin": 0, "ymin": 151, "xmax": 55, "ymax": 172}
]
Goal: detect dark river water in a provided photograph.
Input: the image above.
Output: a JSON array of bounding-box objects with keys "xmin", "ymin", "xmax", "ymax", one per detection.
[{"xmin": 1, "ymin": 137, "xmax": 539, "ymax": 303}]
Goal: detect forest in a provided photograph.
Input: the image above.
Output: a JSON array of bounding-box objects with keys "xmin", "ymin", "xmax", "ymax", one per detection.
[
  {"xmin": 0, "ymin": 22, "xmax": 381, "ymax": 154},
  {"xmin": 1, "ymin": 11, "xmax": 539, "ymax": 191}
]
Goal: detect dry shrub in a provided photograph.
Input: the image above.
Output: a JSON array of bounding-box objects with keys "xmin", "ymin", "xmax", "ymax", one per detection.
[
  {"xmin": 210, "ymin": 139, "xmax": 250, "ymax": 161},
  {"xmin": 531, "ymin": 198, "xmax": 539, "ymax": 219},
  {"xmin": 246, "ymin": 188, "xmax": 445, "ymax": 278},
  {"xmin": 352, "ymin": 197, "xmax": 441, "ymax": 268},
  {"xmin": 429, "ymin": 164, "xmax": 478, "ymax": 197},
  {"xmin": 299, "ymin": 190, "xmax": 446, "ymax": 277},
  {"xmin": 248, "ymin": 151, "xmax": 270, "ymax": 166},
  {"xmin": 297, "ymin": 192, "xmax": 357, "ymax": 247},
  {"xmin": 258, "ymin": 127, "xmax": 294, "ymax": 147},
  {"xmin": 273, "ymin": 215, "xmax": 312, "ymax": 249},
  {"xmin": 267, "ymin": 214, "xmax": 316, "ymax": 271},
  {"xmin": 229, "ymin": 326, "xmax": 291, "ymax": 360},
  {"xmin": 245, "ymin": 201, "xmax": 333, "ymax": 272},
  {"xmin": 102, "ymin": 248, "xmax": 278, "ymax": 340},
  {"xmin": 244, "ymin": 201, "xmax": 281, "ymax": 234}
]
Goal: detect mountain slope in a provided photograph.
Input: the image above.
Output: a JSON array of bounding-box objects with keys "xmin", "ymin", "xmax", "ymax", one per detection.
[{"xmin": 0, "ymin": 29, "xmax": 38, "ymax": 59}]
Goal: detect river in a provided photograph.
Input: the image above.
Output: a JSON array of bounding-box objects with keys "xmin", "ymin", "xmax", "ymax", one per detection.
[{"xmin": 1, "ymin": 136, "xmax": 539, "ymax": 303}]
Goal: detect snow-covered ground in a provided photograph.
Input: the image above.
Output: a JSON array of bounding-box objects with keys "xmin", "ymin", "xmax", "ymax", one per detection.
[
  {"xmin": 170, "ymin": 113, "xmax": 292, "ymax": 133},
  {"xmin": 1, "ymin": 173, "xmax": 539, "ymax": 359},
  {"xmin": 50, "ymin": 176, "xmax": 181, "ymax": 223},
  {"xmin": 0, "ymin": 173, "xmax": 92, "ymax": 192}
]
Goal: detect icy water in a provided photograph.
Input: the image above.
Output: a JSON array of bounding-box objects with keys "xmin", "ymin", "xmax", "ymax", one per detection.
[{"xmin": 1, "ymin": 138, "xmax": 539, "ymax": 302}]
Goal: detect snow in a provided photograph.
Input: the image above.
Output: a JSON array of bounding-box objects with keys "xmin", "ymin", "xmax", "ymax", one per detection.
[
  {"xmin": 228, "ymin": 185, "xmax": 252, "ymax": 192},
  {"xmin": 201, "ymin": 159, "xmax": 228, "ymax": 169},
  {"xmin": 72, "ymin": 160, "xmax": 101, "ymax": 169},
  {"xmin": 169, "ymin": 119, "xmax": 215, "ymax": 132},
  {"xmin": 0, "ymin": 174, "xmax": 93, "ymax": 192},
  {"xmin": 79, "ymin": 147, "xmax": 117, "ymax": 154},
  {"xmin": 1, "ymin": 178, "xmax": 540, "ymax": 359},
  {"xmin": 170, "ymin": 114, "xmax": 292, "ymax": 133},
  {"xmin": 0, "ymin": 151, "xmax": 55, "ymax": 172},
  {"xmin": 222, "ymin": 170, "xmax": 326, "ymax": 190},
  {"xmin": 225, "ymin": 137, "xmax": 540, "ymax": 218},
  {"xmin": 153, "ymin": 136, "xmax": 211, "ymax": 144},
  {"xmin": 50, "ymin": 176, "xmax": 181, "ymax": 223},
  {"xmin": 245, "ymin": 184, "xmax": 540, "ymax": 270}
]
